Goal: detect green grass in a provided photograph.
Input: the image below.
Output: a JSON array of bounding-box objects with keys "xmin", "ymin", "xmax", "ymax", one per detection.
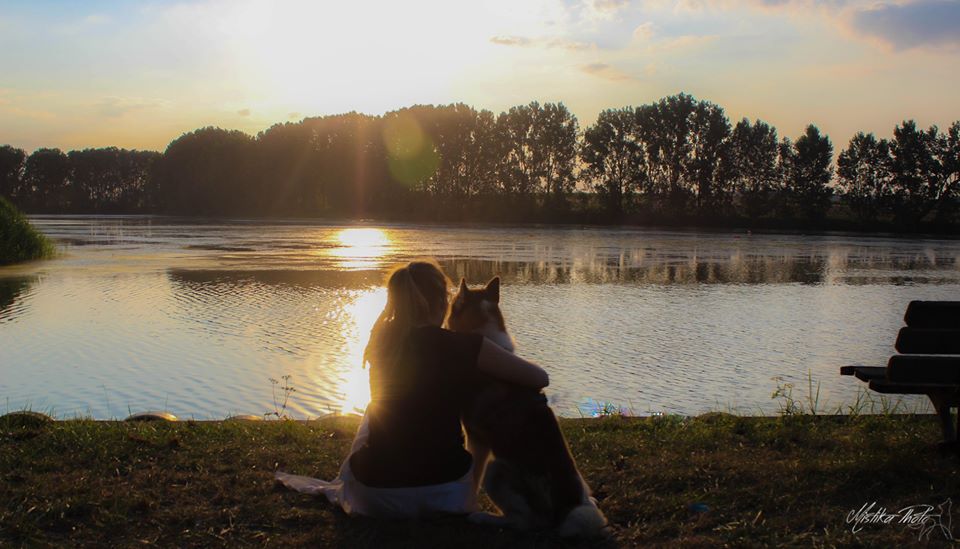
[
  {"xmin": 0, "ymin": 196, "xmax": 55, "ymax": 265},
  {"xmin": 2, "ymin": 413, "xmax": 959, "ymax": 547}
]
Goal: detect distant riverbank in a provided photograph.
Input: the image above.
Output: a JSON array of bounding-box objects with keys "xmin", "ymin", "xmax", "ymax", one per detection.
[
  {"xmin": 25, "ymin": 211, "xmax": 960, "ymax": 239},
  {"xmin": 13, "ymin": 202, "xmax": 960, "ymax": 237},
  {"xmin": 2, "ymin": 413, "xmax": 957, "ymax": 547},
  {"xmin": 4, "ymin": 95, "xmax": 958, "ymax": 236}
]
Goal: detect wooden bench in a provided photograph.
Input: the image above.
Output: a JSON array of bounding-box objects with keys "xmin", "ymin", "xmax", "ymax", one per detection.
[{"xmin": 841, "ymin": 300, "xmax": 960, "ymax": 444}]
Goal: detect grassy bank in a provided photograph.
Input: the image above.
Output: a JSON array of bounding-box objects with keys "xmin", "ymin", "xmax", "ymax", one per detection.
[
  {"xmin": 0, "ymin": 196, "xmax": 54, "ymax": 265},
  {"xmin": 2, "ymin": 414, "xmax": 958, "ymax": 547}
]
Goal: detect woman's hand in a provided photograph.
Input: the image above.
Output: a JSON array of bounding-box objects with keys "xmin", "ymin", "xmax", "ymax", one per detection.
[{"xmin": 475, "ymin": 337, "xmax": 549, "ymax": 389}]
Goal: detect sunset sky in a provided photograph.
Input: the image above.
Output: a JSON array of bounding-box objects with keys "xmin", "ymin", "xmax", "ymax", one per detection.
[{"xmin": 1, "ymin": 0, "xmax": 958, "ymax": 153}]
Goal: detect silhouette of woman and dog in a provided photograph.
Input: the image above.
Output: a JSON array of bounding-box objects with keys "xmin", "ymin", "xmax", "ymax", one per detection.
[{"xmin": 276, "ymin": 260, "xmax": 607, "ymax": 537}]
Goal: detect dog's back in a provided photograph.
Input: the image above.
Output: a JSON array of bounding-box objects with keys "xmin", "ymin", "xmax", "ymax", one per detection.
[{"xmin": 448, "ymin": 277, "xmax": 606, "ymax": 535}]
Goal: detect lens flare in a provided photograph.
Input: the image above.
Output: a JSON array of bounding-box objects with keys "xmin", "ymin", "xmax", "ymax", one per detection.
[{"xmin": 382, "ymin": 113, "xmax": 439, "ymax": 186}]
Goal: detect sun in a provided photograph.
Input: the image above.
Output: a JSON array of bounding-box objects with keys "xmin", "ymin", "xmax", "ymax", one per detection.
[{"xmin": 223, "ymin": 0, "xmax": 501, "ymax": 116}]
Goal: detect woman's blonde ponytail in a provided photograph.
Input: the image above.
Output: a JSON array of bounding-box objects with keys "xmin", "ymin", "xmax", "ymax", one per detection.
[{"xmin": 364, "ymin": 261, "xmax": 450, "ymax": 370}]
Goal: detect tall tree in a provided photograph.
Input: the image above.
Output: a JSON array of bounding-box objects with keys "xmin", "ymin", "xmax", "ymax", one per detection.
[
  {"xmin": 887, "ymin": 120, "xmax": 959, "ymax": 227},
  {"xmin": 464, "ymin": 108, "xmax": 501, "ymax": 198},
  {"xmin": 0, "ymin": 145, "xmax": 26, "ymax": 202},
  {"xmin": 686, "ymin": 100, "xmax": 732, "ymax": 213},
  {"xmin": 581, "ymin": 107, "xmax": 644, "ymax": 216},
  {"xmin": 23, "ymin": 148, "xmax": 70, "ymax": 212},
  {"xmin": 641, "ymin": 94, "xmax": 697, "ymax": 214},
  {"xmin": 786, "ymin": 125, "xmax": 833, "ymax": 221},
  {"xmin": 631, "ymin": 94, "xmax": 734, "ymax": 216},
  {"xmin": 255, "ymin": 118, "xmax": 344, "ymax": 216},
  {"xmin": 68, "ymin": 148, "xmax": 120, "ymax": 212},
  {"xmin": 496, "ymin": 103, "xmax": 540, "ymax": 202},
  {"xmin": 153, "ymin": 128, "xmax": 257, "ymax": 215},
  {"xmin": 314, "ymin": 112, "xmax": 388, "ymax": 217},
  {"xmin": 534, "ymin": 102, "xmax": 578, "ymax": 209},
  {"xmin": 726, "ymin": 118, "xmax": 780, "ymax": 220},
  {"xmin": 938, "ymin": 121, "xmax": 960, "ymax": 223},
  {"xmin": 837, "ymin": 132, "xmax": 892, "ymax": 223}
]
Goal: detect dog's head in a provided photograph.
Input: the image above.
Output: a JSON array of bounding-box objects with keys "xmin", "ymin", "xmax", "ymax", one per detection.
[{"xmin": 447, "ymin": 276, "xmax": 505, "ymax": 334}]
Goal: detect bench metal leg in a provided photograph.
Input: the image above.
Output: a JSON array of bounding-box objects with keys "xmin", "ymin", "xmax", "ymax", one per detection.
[{"xmin": 929, "ymin": 393, "xmax": 957, "ymax": 443}]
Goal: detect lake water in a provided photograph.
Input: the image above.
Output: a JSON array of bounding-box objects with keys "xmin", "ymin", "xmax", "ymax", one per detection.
[{"xmin": 1, "ymin": 216, "xmax": 958, "ymax": 419}]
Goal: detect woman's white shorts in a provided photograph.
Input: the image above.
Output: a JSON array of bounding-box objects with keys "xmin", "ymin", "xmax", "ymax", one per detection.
[{"xmin": 275, "ymin": 412, "xmax": 477, "ymax": 518}]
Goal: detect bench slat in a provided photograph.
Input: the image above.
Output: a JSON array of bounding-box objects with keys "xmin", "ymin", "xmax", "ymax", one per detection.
[
  {"xmin": 904, "ymin": 301, "xmax": 960, "ymax": 329},
  {"xmin": 896, "ymin": 328, "xmax": 960, "ymax": 354},
  {"xmin": 840, "ymin": 365, "xmax": 887, "ymax": 382},
  {"xmin": 887, "ymin": 355, "xmax": 960, "ymax": 384},
  {"xmin": 868, "ymin": 379, "xmax": 960, "ymax": 395}
]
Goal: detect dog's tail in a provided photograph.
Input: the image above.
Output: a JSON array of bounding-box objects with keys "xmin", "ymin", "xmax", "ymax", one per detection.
[{"xmin": 558, "ymin": 497, "xmax": 608, "ymax": 538}]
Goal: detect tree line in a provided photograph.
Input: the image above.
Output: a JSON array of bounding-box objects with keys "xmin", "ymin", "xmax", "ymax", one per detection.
[{"xmin": 1, "ymin": 93, "xmax": 957, "ymax": 230}]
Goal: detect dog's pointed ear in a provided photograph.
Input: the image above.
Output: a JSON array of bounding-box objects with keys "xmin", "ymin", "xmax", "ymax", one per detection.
[
  {"xmin": 458, "ymin": 277, "xmax": 468, "ymax": 293},
  {"xmin": 485, "ymin": 276, "xmax": 500, "ymax": 303}
]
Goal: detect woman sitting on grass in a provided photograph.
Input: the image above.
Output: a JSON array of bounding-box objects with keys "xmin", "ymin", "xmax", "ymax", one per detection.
[{"xmin": 276, "ymin": 260, "xmax": 548, "ymax": 517}]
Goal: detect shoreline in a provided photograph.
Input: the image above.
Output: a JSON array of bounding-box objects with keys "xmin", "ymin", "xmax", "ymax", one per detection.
[{"xmin": 23, "ymin": 212, "xmax": 960, "ymax": 240}]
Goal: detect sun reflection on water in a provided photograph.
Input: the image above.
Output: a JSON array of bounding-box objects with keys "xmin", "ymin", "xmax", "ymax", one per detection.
[
  {"xmin": 337, "ymin": 288, "xmax": 387, "ymax": 414},
  {"xmin": 330, "ymin": 228, "xmax": 392, "ymax": 269}
]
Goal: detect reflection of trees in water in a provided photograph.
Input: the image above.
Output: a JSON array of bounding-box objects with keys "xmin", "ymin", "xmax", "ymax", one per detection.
[
  {"xmin": 440, "ymin": 248, "xmax": 958, "ymax": 286},
  {"xmin": 0, "ymin": 277, "xmax": 37, "ymax": 320},
  {"xmin": 823, "ymin": 246, "xmax": 957, "ymax": 271},
  {"xmin": 440, "ymin": 257, "xmax": 827, "ymax": 285},
  {"xmin": 164, "ymin": 244, "xmax": 958, "ymax": 292}
]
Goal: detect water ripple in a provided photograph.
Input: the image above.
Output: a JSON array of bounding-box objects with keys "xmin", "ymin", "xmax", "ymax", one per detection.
[{"xmin": 1, "ymin": 217, "xmax": 957, "ymax": 418}]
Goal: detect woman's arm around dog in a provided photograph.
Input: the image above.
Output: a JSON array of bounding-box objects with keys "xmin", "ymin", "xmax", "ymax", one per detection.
[{"xmin": 476, "ymin": 338, "xmax": 549, "ymax": 389}]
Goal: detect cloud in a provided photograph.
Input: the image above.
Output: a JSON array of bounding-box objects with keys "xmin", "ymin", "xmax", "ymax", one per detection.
[
  {"xmin": 583, "ymin": 0, "xmax": 632, "ymax": 20},
  {"xmin": 546, "ymin": 38, "xmax": 594, "ymax": 51},
  {"xmin": 0, "ymin": 95, "xmax": 57, "ymax": 121},
  {"xmin": 632, "ymin": 21, "xmax": 656, "ymax": 41},
  {"xmin": 671, "ymin": 0, "xmax": 844, "ymax": 12},
  {"xmin": 490, "ymin": 35, "xmax": 533, "ymax": 47},
  {"xmin": 288, "ymin": 112, "xmax": 301, "ymax": 120},
  {"xmin": 847, "ymin": 0, "xmax": 960, "ymax": 50},
  {"xmin": 640, "ymin": 34, "xmax": 717, "ymax": 53},
  {"xmin": 582, "ymin": 62, "xmax": 611, "ymax": 73},
  {"xmin": 660, "ymin": 0, "xmax": 959, "ymax": 50},
  {"xmin": 629, "ymin": 18, "xmax": 716, "ymax": 54},
  {"xmin": 491, "ymin": 35, "xmax": 595, "ymax": 51},
  {"xmin": 592, "ymin": 0, "xmax": 631, "ymax": 11},
  {"xmin": 580, "ymin": 62, "xmax": 634, "ymax": 81},
  {"xmin": 95, "ymin": 97, "xmax": 160, "ymax": 118},
  {"xmin": 237, "ymin": 108, "xmax": 251, "ymax": 116}
]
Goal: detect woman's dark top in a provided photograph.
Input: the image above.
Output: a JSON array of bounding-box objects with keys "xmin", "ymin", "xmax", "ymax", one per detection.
[{"xmin": 349, "ymin": 325, "xmax": 484, "ymax": 488}]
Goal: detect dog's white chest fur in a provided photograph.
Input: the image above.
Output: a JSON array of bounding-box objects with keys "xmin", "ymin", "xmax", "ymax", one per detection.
[{"xmin": 478, "ymin": 301, "xmax": 516, "ymax": 353}]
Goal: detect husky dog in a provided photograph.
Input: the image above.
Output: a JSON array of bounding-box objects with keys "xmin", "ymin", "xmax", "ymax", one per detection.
[{"xmin": 447, "ymin": 276, "xmax": 607, "ymax": 537}]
